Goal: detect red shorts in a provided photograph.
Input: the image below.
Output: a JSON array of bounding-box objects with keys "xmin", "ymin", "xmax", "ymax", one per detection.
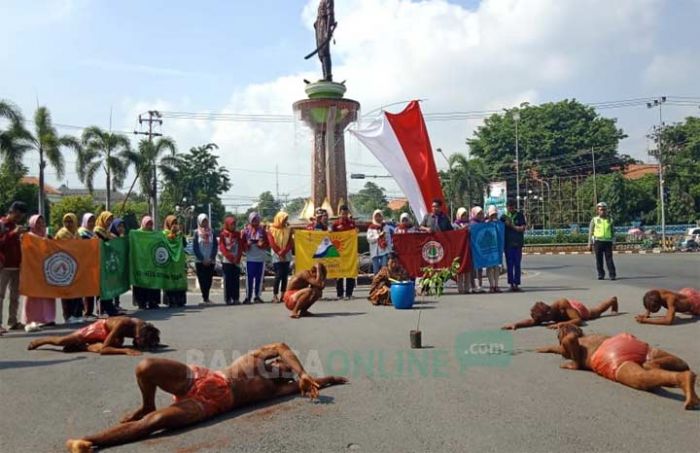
[
  {"xmin": 174, "ymin": 365, "xmax": 234, "ymax": 417},
  {"xmin": 590, "ymin": 333, "xmax": 650, "ymax": 381},
  {"xmin": 76, "ymin": 319, "xmax": 109, "ymax": 343},
  {"xmin": 283, "ymin": 290, "xmax": 300, "ymax": 310},
  {"xmin": 568, "ymin": 299, "xmax": 590, "ymax": 320},
  {"xmin": 679, "ymin": 288, "xmax": 700, "ymax": 315}
]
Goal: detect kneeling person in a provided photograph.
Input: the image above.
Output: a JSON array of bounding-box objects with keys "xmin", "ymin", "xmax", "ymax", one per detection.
[
  {"xmin": 537, "ymin": 325, "xmax": 699, "ymax": 410},
  {"xmin": 28, "ymin": 317, "xmax": 160, "ymax": 355},
  {"xmin": 65, "ymin": 342, "xmax": 347, "ymax": 452},
  {"xmin": 502, "ymin": 296, "xmax": 618, "ymax": 330},
  {"xmin": 283, "ymin": 263, "xmax": 327, "ymax": 318}
]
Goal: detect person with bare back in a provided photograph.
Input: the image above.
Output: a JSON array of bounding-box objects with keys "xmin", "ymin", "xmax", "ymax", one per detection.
[
  {"xmin": 537, "ymin": 325, "xmax": 699, "ymax": 410},
  {"xmin": 283, "ymin": 263, "xmax": 327, "ymax": 318},
  {"xmin": 27, "ymin": 316, "xmax": 160, "ymax": 355},
  {"xmin": 501, "ymin": 296, "xmax": 618, "ymax": 330},
  {"xmin": 65, "ymin": 342, "xmax": 348, "ymax": 452},
  {"xmin": 636, "ymin": 288, "xmax": 700, "ymax": 325}
]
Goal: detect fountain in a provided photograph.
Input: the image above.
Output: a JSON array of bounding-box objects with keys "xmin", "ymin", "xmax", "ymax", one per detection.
[{"xmin": 293, "ymin": 0, "xmax": 360, "ymax": 220}]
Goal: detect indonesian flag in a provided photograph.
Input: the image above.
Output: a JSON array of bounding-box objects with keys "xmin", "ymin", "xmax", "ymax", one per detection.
[
  {"xmin": 392, "ymin": 230, "xmax": 471, "ymax": 278},
  {"xmin": 350, "ymin": 101, "xmax": 445, "ymax": 220}
]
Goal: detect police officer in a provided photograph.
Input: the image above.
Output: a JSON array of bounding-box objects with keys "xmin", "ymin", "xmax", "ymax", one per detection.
[{"xmin": 588, "ymin": 202, "xmax": 616, "ymax": 280}]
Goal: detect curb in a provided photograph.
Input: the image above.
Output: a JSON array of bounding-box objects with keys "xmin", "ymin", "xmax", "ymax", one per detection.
[{"xmin": 524, "ymin": 249, "xmax": 667, "ymax": 256}]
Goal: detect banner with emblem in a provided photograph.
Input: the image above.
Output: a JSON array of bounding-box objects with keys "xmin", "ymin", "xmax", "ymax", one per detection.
[
  {"xmin": 129, "ymin": 230, "xmax": 187, "ymax": 291},
  {"xmin": 294, "ymin": 230, "xmax": 358, "ymax": 278},
  {"xmin": 19, "ymin": 233, "xmax": 100, "ymax": 298},
  {"xmin": 469, "ymin": 222, "xmax": 505, "ymax": 269},
  {"xmin": 100, "ymin": 237, "xmax": 130, "ymax": 300},
  {"xmin": 392, "ymin": 230, "xmax": 471, "ymax": 278}
]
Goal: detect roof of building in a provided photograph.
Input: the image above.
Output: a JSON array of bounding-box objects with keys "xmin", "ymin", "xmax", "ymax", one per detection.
[
  {"xmin": 623, "ymin": 164, "xmax": 659, "ymax": 180},
  {"xmin": 20, "ymin": 176, "xmax": 61, "ymax": 195},
  {"xmin": 388, "ymin": 198, "xmax": 408, "ymax": 211}
]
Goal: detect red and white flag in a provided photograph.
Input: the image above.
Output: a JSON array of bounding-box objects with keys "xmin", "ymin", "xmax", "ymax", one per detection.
[{"xmin": 350, "ymin": 101, "xmax": 445, "ymax": 220}]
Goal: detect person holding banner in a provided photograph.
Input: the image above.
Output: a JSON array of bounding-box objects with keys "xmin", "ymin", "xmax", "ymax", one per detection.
[
  {"xmin": 55, "ymin": 213, "xmax": 86, "ymax": 324},
  {"xmin": 162, "ymin": 215, "xmax": 188, "ymax": 308},
  {"xmin": 452, "ymin": 207, "xmax": 472, "ymax": 294},
  {"xmin": 193, "ymin": 213, "xmax": 218, "ymax": 305},
  {"xmin": 469, "ymin": 206, "xmax": 485, "ymax": 293},
  {"xmin": 242, "ymin": 212, "xmax": 268, "ymax": 304},
  {"xmin": 109, "ymin": 218, "xmax": 127, "ymax": 310},
  {"xmin": 93, "ymin": 211, "xmax": 121, "ymax": 316},
  {"xmin": 133, "ymin": 216, "xmax": 161, "ymax": 310},
  {"xmin": 331, "ymin": 205, "xmax": 356, "ymax": 299},
  {"xmin": 307, "ymin": 208, "xmax": 330, "ymax": 231},
  {"xmin": 394, "ymin": 212, "xmax": 415, "ymax": 234},
  {"xmin": 0, "ymin": 201, "xmax": 28, "ymax": 334},
  {"xmin": 78, "ymin": 213, "xmax": 97, "ymax": 319},
  {"xmin": 267, "ymin": 211, "xmax": 294, "ymax": 303},
  {"xmin": 220, "ymin": 215, "xmax": 243, "ymax": 305},
  {"xmin": 20, "ymin": 214, "xmax": 56, "ymax": 331},
  {"xmin": 367, "ymin": 210, "xmax": 393, "ymax": 274},
  {"xmin": 419, "ymin": 199, "xmax": 453, "ymax": 233},
  {"xmin": 485, "ymin": 205, "xmax": 503, "ymax": 293}
]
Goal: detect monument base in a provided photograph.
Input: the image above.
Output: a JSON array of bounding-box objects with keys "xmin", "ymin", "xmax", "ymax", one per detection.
[{"xmin": 305, "ymin": 81, "xmax": 346, "ymax": 99}]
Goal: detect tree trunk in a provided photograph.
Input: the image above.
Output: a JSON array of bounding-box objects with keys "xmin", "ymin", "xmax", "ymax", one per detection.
[
  {"xmin": 38, "ymin": 147, "xmax": 45, "ymax": 218},
  {"xmin": 106, "ymin": 153, "xmax": 111, "ymax": 211}
]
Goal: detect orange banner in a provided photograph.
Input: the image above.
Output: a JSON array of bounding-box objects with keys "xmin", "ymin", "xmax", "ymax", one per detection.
[{"xmin": 19, "ymin": 234, "xmax": 100, "ymax": 299}]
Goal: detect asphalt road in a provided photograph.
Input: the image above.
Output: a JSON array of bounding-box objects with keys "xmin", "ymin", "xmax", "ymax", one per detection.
[{"xmin": 0, "ymin": 254, "xmax": 698, "ymax": 453}]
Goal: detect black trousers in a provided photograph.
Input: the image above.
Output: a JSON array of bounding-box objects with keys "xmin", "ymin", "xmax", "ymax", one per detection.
[
  {"xmin": 99, "ymin": 298, "xmax": 119, "ymax": 316},
  {"xmin": 336, "ymin": 278, "xmax": 355, "ymax": 297},
  {"xmin": 594, "ymin": 241, "xmax": 616, "ymax": 278},
  {"xmin": 273, "ymin": 262, "xmax": 291, "ymax": 295},
  {"xmin": 195, "ymin": 262, "xmax": 215, "ymax": 301},
  {"xmin": 61, "ymin": 298, "xmax": 83, "ymax": 320},
  {"xmin": 222, "ymin": 263, "xmax": 241, "ymax": 303}
]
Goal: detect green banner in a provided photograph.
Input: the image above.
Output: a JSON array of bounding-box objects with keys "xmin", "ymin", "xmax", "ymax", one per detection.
[
  {"xmin": 129, "ymin": 230, "xmax": 187, "ymax": 291},
  {"xmin": 100, "ymin": 237, "xmax": 130, "ymax": 300}
]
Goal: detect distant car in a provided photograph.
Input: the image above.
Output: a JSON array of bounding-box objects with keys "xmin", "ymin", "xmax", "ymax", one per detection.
[{"xmin": 678, "ymin": 227, "xmax": 700, "ymax": 252}]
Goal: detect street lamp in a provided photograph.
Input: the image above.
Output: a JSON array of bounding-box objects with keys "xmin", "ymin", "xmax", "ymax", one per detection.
[
  {"xmin": 646, "ymin": 96, "xmax": 667, "ymax": 248},
  {"xmin": 436, "ymin": 148, "xmax": 454, "ymax": 219},
  {"xmin": 513, "ymin": 111, "xmax": 521, "ymax": 210},
  {"xmin": 350, "ymin": 173, "xmax": 393, "ymax": 179}
]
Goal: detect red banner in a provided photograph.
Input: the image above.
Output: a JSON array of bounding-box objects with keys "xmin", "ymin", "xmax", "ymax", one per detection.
[{"xmin": 392, "ymin": 230, "xmax": 471, "ymax": 277}]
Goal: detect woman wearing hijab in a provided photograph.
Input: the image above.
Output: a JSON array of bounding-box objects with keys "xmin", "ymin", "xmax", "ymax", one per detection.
[
  {"xmin": 469, "ymin": 206, "xmax": 485, "ymax": 293},
  {"xmin": 452, "ymin": 207, "xmax": 472, "ymax": 294},
  {"xmin": 21, "ymin": 215, "xmax": 56, "ymax": 331},
  {"xmin": 192, "ymin": 213, "xmax": 218, "ymax": 305},
  {"xmin": 266, "ymin": 211, "xmax": 294, "ymax": 303},
  {"xmin": 394, "ymin": 212, "xmax": 415, "ymax": 234},
  {"xmin": 133, "ymin": 216, "xmax": 161, "ymax": 309},
  {"xmin": 55, "ymin": 213, "xmax": 85, "ymax": 324},
  {"xmin": 485, "ymin": 205, "xmax": 502, "ymax": 293},
  {"xmin": 366, "ymin": 209, "xmax": 393, "ymax": 275},
  {"xmin": 242, "ymin": 212, "xmax": 268, "ymax": 303},
  {"xmin": 219, "ymin": 215, "xmax": 243, "ymax": 305},
  {"xmin": 92, "ymin": 211, "xmax": 120, "ymax": 316},
  {"xmin": 77, "ymin": 213, "xmax": 97, "ymax": 319},
  {"xmin": 162, "ymin": 215, "xmax": 187, "ymax": 308},
  {"xmin": 109, "ymin": 218, "xmax": 126, "ymax": 238}
]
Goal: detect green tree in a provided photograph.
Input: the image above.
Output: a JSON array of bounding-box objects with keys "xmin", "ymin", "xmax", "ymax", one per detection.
[
  {"xmin": 445, "ymin": 153, "xmax": 489, "ymax": 209},
  {"xmin": 0, "ymin": 99, "xmax": 31, "ymax": 175},
  {"xmin": 350, "ymin": 182, "xmax": 388, "ymax": 217},
  {"xmin": 77, "ymin": 127, "xmax": 132, "ymax": 210},
  {"xmin": 576, "ymin": 173, "xmax": 657, "ymax": 225},
  {"xmin": 50, "ymin": 195, "xmax": 97, "ymax": 229},
  {"xmin": 15, "ymin": 107, "xmax": 81, "ymax": 218},
  {"xmin": 284, "ymin": 197, "xmax": 307, "ymax": 218},
  {"xmin": 121, "ymin": 137, "xmax": 177, "ymax": 219},
  {"xmin": 247, "ymin": 191, "xmax": 282, "ymax": 221},
  {"xmin": 467, "ymin": 100, "xmax": 630, "ymax": 197}
]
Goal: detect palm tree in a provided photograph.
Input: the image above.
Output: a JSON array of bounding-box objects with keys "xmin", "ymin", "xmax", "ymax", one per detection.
[
  {"xmin": 121, "ymin": 137, "xmax": 176, "ymax": 224},
  {"xmin": 21, "ymin": 107, "xmax": 81, "ymax": 217},
  {"xmin": 0, "ymin": 100, "xmax": 30, "ymax": 175},
  {"xmin": 77, "ymin": 127, "xmax": 132, "ymax": 210},
  {"xmin": 447, "ymin": 153, "xmax": 489, "ymax": 209}
]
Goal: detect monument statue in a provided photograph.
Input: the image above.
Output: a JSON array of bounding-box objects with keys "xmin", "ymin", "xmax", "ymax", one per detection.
[{"xmin": 304, "ymin": 0, "xmax": 336, "ymax": 81}]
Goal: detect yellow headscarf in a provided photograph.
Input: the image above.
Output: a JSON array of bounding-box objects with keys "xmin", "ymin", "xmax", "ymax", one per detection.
[
  {"xmin": 163, "ymin": 215, "xmax": 179, "ymax": 239},
  {"xmin": 55, "ymin": 213, "xmax": 78, "ymax": 240},
  {"xmin": 94, "ymin": 211, "xmax": 113, "ymax": 237},
  {"xmin": 268, "ymin": 211, "xmax": 291, "ymax": 249}
]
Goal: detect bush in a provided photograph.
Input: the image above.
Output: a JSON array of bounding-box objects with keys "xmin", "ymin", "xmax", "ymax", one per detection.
[{"xmin": 524, "ymin": 233, "xmax": 626, "ymax": 245}]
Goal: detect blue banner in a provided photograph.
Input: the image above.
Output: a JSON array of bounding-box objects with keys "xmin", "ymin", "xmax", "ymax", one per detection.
[{"xmin": 470, "ymin": 222, "xmax": 504, "ymax": 268}]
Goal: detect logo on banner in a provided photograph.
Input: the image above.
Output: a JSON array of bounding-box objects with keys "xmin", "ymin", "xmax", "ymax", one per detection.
[
  {"xmin": 313, "ymin": 237, "xmax": 341, "ymax": 258},
  {"xmin": 153, "ymin": 244, "xmax": 170, "ymax": 266},
  {"xmin": 44, "ymin": 252, "xmax": 78, "ymax": 286},
  {"xmin": 104, "ymin": 250, "xmax": 120, "ymax": 273},
  {"xmin": 422, "ymin": 241, "xmax": 444, "ymax": 264}
]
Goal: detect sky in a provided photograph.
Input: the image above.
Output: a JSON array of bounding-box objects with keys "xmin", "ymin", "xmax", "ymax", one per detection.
[{"xmin": 1, "ymin": 0, "xmax": 699, "ymax": 211}]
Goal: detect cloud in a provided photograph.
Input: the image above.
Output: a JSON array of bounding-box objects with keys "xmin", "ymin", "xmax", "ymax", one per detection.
[{"xmin": 121, "ymin": 0, "xmax": 696, "ymax": 208}]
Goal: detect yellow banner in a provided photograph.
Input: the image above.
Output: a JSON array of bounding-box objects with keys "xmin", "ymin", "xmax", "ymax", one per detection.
[{"xmin": 294, "ymin": 230, "xmax": 358, "ymax": 278}]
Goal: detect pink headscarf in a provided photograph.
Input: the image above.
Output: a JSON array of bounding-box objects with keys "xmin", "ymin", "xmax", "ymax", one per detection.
[
  {"xmin": 29, "ymin": 214, "xmax": 47, "ymax": 237},
  {"xmin": 140, "ymin": 215, "xmax": 154, "ymax": 230}
]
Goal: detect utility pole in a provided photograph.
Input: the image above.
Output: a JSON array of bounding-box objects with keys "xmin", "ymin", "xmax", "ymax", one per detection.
[
  {"xmin": 275, "ymin": 165, "xmax": 280, "ymax": 200},
  {"xmin": 591, "ymin": 146, "xmax": 597, "ymax": 205},
  {"xmin": 647, "ymin": 96, "xmax": 667, "ymax": 248},
  {"xmin": 514, "ymin": 111, "xmax": 521, "ymax": 210},
  {"xmin": 134, "ymin": 111, "xmax": 163, "ymax": 225}
]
